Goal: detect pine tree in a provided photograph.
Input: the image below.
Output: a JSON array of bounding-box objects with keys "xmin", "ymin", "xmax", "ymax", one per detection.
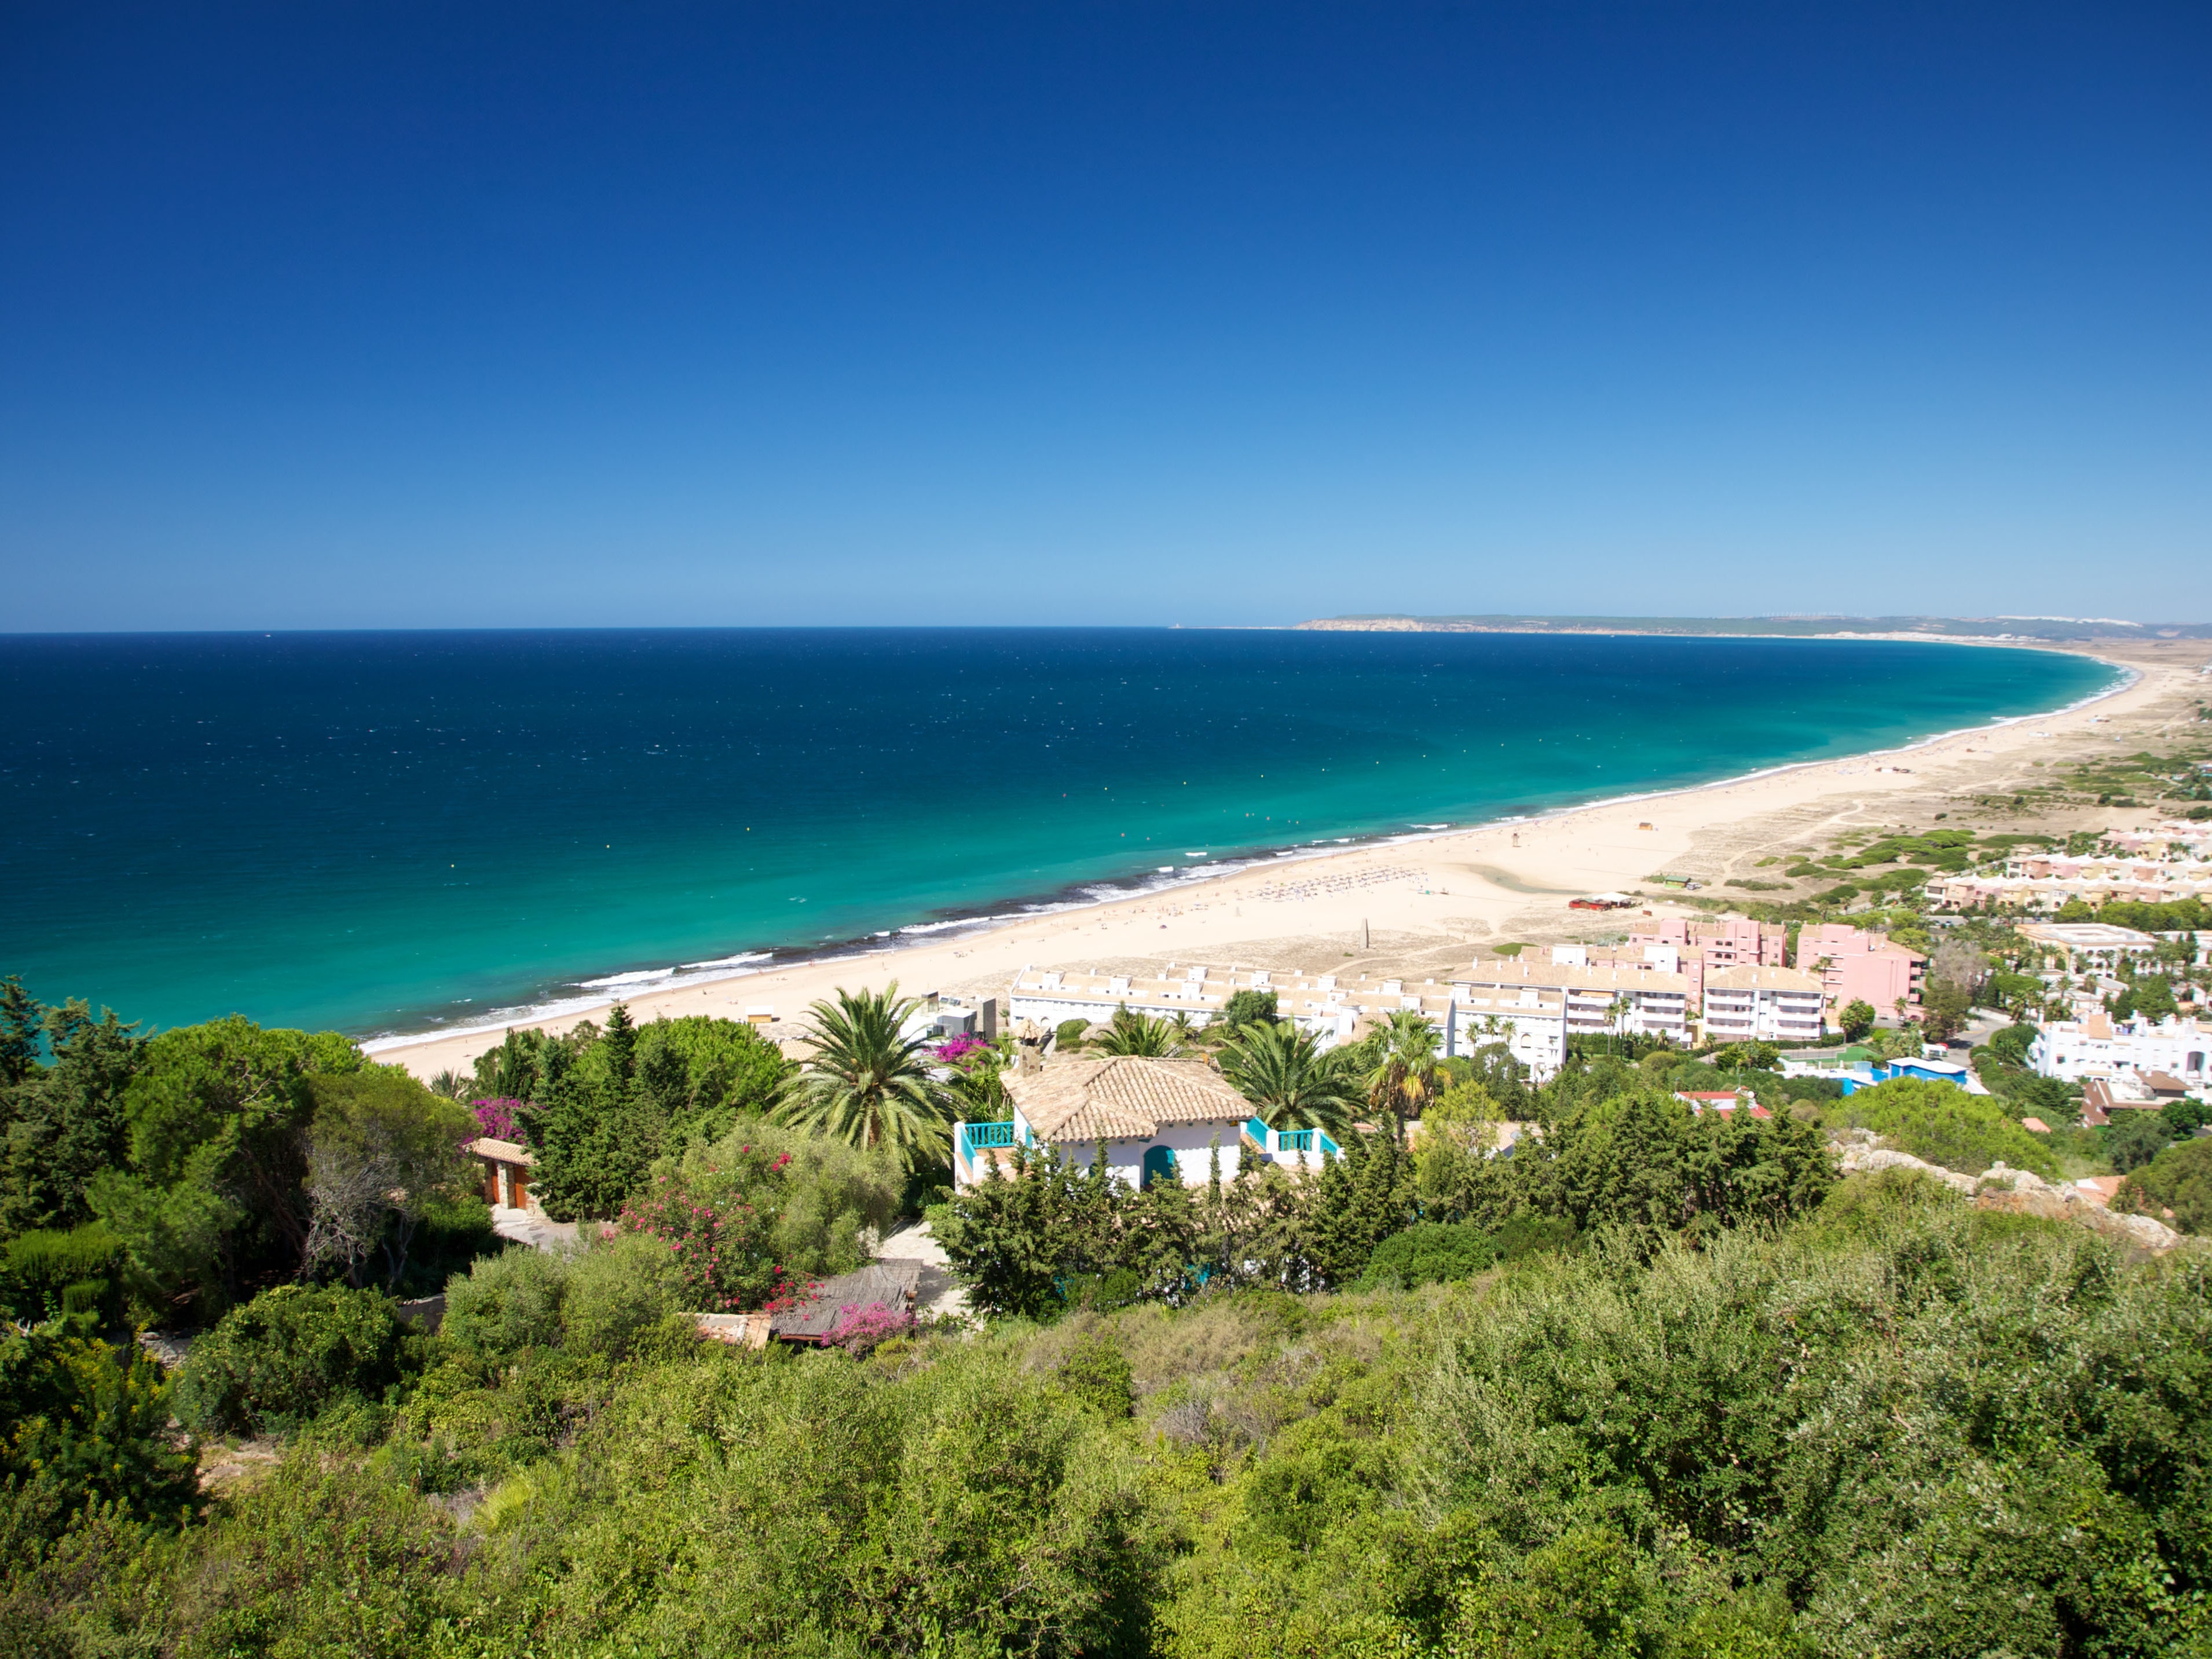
[{"xmin": 0, "ymin": 976, "xmax": 43, "ymax": 1086}]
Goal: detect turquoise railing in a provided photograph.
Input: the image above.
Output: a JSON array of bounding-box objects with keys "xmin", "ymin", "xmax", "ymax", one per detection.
[
  {"xmin": 1275, "ymin": 1127, "xmax": 1342, "ymax": 1156},
  {"xmin": 959, "ymin": 1122, "xmax": 1017, "ymax": 1167},
  {"xmin": 1244, "ymin": 1115, "xmax": 1272, "ymax": 1147}
]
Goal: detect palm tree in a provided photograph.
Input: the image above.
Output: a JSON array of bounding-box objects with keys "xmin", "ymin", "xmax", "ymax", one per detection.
[
  {"xmin": 1217, "ymin": 1020, "xmax": 1361, "ymax": 1141},
  {"xmin": 1093, "ymin": 1004, "xmax": 1186, "ymax": 1058},
  {"xmin": 1364, "ymin": 1009, "xmax": 1441, "ymax": 1137},
  {"xmin": 775, "ymin": 982, "xmax": 955, "ymax": 1163}
]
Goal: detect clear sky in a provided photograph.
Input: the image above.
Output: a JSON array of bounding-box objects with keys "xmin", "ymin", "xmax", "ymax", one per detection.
[{"xmin": 3, "ymin": 2, "xmax": 2207, "ymax": 629}]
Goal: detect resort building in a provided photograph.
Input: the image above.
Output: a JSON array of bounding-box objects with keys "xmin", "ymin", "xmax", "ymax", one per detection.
[
  {"xmin": 2027, "ymin": 1013, "xmax": 2210, "ymax": 1091},
  {"xmin": 2013, "ymin": 922, "xmax": 2163, "ymax": 974},
  {"xmin": 951, "ymin": 1054, "xmax": 1338, "ymax": 1191},
  {"xmin": 1793, "ymin": 923, "xmax": 1927, "ymax": 1021},
  {"xmin": 1927, "ymin": 869, "xmax": 2212, "ymax": 911},
  {"xmin": 1625, "ymin": 917, "xmax": 1787, "ymax": 1013},
  {"xmin": 1451, "ymin": 958, "xmax": 1693, "ymax": 1079},
  {"xmin": 1698, "ymin": 966, "xmax": 1825, "ymax": 1045},
  {"xmin": 1006, "ymin": 964, "xmax": 1462, "ymax": 1050}
]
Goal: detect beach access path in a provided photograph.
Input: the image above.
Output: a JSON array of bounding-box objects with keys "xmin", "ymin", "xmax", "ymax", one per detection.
[{"xmin": 372, "ymin": 638, "xmax": 2209, "ymax": 1085}]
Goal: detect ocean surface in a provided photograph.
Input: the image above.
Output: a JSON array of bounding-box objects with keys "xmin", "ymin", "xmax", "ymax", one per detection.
[{"xmin": 1, "ymin": 629, "xmax": 2111, "ymax": 1038}]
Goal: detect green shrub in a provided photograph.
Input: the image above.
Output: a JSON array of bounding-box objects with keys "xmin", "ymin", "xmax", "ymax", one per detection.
[
  {"xmin": 1058, "ymin": 1331, "xmax": 1134, "ymax": 1417},
  {"xmin": 1491, "ymin": 1213, "xmax": 1578, "ymax": 1262},
  {"xmin": 396, "ymin": 1191, "xmax": 501, "ymax": 1296},
  {"xmin": 442, "ymin": 1247, "xmax": 569, "ymax": 1362},
  {"xmin": 561, "ymin": 1233, "xmax": 686, "ymax": 1360},
  {"xmin": 0, "ymin": 1223, "xmax": 126, "ymax": 1327},
  {"xmin": 1830, "ymin": 1078, "xmax": 2059, "ymax": 1177},
  {"xmin": 173, "ymin": 1283, "xmax": 416, "ymax": 1434},
  {"xmin": 1358, "ymin": 1222, "xmax": 1500, "ymax": 1290},
  {"xmin": 2118, "ymin": 1137, "xmax": 2212, "ymax": 1233},
  {"xmin": 0, "ymin": 1326, "xmax": 197, "ymax": 1534},
  {"xmin": 2104, "ymin": 1111, "xmax": 2176, "ymax": 1174}
]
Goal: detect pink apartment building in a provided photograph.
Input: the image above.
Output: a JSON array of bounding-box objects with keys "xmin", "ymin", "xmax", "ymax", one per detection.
[
  {"xmin": 1794, "ymin": 923, "xmax": 1926, "ymax": 1023},
  {"xmin": 1624, "ymin": 918, "xmax": 1788, "ymax": 1013}
]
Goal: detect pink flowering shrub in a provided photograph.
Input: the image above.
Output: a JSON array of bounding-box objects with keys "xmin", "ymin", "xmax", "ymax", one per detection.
[
  {"xmin": 618, "ymin": 1144, "xmax": 814, "ymax": 1313},
  {"xmin": 935, "ymin": 1033, "xmax": 993, "ymax": 1066},
  {"xmin": 471, "ymin": 1098, "xmax": 530, "ymax": 1141},
  {"xmin": 827, "ymin": 1301, "xmax": 914, "ymax": 1355},
  {"xmin": 936, "ymin": 1034, "xmax": 1009, "ymax": 1114}
]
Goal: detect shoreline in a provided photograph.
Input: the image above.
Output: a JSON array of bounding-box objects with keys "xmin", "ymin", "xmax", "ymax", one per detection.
[
  {"xmin": 364, "ymin": 654, "xmax": 2132, "ymax": 1057},
  {"xmin": 370, "ymin": 638, "xmax": 2200, "ymax": 1083}
]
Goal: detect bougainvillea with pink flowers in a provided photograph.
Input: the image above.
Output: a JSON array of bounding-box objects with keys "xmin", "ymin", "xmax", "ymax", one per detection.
[
  {"xmin": 470, "ymin": 1098, "xmax": 530, "ymax": 1141},
  {"xmin": 617, "ymin": 1143, "xmax": 814, "ymax": 1313},
  {"xmin": 826, "ymin": 1301, "xmax": 915, "ymax": 1354},
  {"xmin": 935, "ymin": 1032, "xmax": 1009, "ymax": 1114},
  {"xmin": 934, "ymin": 1032, "xmax": 993, "ymax": 1066}
]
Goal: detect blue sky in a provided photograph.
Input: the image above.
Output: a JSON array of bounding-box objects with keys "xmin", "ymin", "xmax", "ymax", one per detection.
[{"xmin": 2, "ymin": 1, "xmax": 2207, "ymax": 628}]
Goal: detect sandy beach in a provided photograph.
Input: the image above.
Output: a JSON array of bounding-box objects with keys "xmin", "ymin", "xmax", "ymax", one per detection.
[{"xmin": 373, "ymin": 637, "xmax": 2211, "ymax": 1084}]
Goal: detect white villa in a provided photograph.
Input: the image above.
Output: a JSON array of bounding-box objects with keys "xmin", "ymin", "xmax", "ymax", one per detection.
[
  {"xmin": 2028, "ymin": 1013, "xmax": 2210, "ymax": 1090},
  {"xmin": 951, "ymin": 1054, "xmax": 1341, "ymax": 1192}
]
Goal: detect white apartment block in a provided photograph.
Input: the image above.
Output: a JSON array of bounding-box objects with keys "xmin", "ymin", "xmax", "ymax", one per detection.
[
  {"xmin": 1699, "ymin": 966, "xmax": 1825, "ymax": 1045},
  {"xmin": 2013, "ymin": 922, "xmax": 2164, "ymax": 973},
  {"xmin": 2028, "ymin": 1013, "xmax": 2210, "ymax": 1087},
  {"xmin": 1451, "ymin": 957, "xmax": 1694, "ymax": 1081},
  {"xmin": 1007, "ymin": 964, "xmax": 1460, "ymax": 1050}
]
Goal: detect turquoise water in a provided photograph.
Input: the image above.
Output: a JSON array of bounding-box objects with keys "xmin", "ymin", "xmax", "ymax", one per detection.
[{"xmin": 0, "ymin": 629, "xmax": 2111, "ymax": 1037}]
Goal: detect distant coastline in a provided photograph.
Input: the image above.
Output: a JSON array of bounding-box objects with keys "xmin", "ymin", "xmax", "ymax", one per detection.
[
  {"xmin": 364, "ymin": 651, "xmax": 2136, "ymax": 1056},
  {"xmin": 1298, "ymin": 613, "xmax": 2212, "ymax": 644}
]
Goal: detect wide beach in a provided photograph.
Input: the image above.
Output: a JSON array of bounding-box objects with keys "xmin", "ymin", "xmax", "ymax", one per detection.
[{"xmin": 373, "ymin": 636, "xmax": 2207, "ymax": 1082}]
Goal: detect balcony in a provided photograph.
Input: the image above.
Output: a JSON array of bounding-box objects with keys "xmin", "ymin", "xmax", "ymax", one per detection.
[
  {"xmin": 1243, "ymin": 1117, "xmax": 1342, "ymax": 1160},
  {"xmin": 957, "ymin": 1120, "xmax": 1018, "ymax": 1171}
]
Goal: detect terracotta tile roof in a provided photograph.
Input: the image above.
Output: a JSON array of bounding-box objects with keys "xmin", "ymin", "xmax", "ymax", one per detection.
[
  {"xmin": 1010, "ymin": 1056, "xmax": 1253, "ymax": 1144},
  {"xmin": 467, "ymin": 1137, "xmax": 535, "ymax": 1166},
  {"xmin": 1702, "ymin": 965, "xmax": 1823, "ymax": 994}
]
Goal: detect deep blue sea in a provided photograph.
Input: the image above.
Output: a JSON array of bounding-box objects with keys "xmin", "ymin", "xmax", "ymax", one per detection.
[{"xmin": 0, "ymin": 630, "xmax": 2111, "ymax": 1038}]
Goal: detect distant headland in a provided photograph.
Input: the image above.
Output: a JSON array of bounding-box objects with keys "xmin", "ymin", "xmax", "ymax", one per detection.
[{"xmin": 1297, "ymin": 614, "xmax": 2212, "ymax": 643}]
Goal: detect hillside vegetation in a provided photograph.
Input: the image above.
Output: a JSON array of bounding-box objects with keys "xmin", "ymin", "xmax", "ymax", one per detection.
[
  {"xmin": 2, "ymin": 1174, "xmax": 2207, "ymax": 1657},
  {"xmin": 5, "ymin": 979, "xmax": 2210, "ymax": 1657}
]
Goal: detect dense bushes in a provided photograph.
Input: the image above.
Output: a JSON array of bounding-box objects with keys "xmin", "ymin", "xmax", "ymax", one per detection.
[
  {"xmin": 0, "ymin": 1325, "xmax": 196, "ymax": 1533},
  {"xmin": 2121, "ymin": 1137, "xmax": 2212, "ymax": 1233},
  {"xmin": 516, "ymin": 1007, "xmax": 798, "ymax": 1219},
  {"xmin": 7, "ymin": 1171, "xmax": 2210, "ymax": 1657},
  {"xmin": 944, "ymin": 1066, "xmax": 1836, "ymax": 1319},
  {"xmin": 558, "ymin": 1233, "xmax": 687, "ymax": 1360},
  {"xmin": 1828, "ymin": 1076, "xmax": 2059, "ymax": 1175},
  {"xmin": 622, "ymin": 1122, "xmax": 901, "ymax": 1312},
  {"xmin": 442, "ymin": 1246, "xmax": 568, "ymax": 1362},
  {"xmin": 1356, "ymin": 1215, "xmax": 1577, "ymax": 1290},
  {"xmin": 173, "ymin": 1283, "xmax": 419, "ymax": 1434},
  {"xmin": 0, "ymin": 1223, "xmax": 126, "ymax": 1327}
]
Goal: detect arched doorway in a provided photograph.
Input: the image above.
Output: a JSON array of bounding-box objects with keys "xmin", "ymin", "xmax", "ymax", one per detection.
[{"xmin": 1141, "ymin": 1145, "xmax": 1178, "ymax": 1189}]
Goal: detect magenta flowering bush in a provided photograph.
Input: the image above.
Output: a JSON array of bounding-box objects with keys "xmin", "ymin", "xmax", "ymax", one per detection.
[
  {"xmin": 470, "ymin": 1098, "xmax": 530, "ymax": 1141},
  {"xmin": 618, "ymin": 1144, "xmax": 813, "ymax": 1313},
  {"xmin": 934, "ymin": 1034, "xmax": 993, "ymax": 1067},
  {"xmin": 827, "ymin": 1301, "xmax": 914, "ymax": 1354},
  {"xmin": 935, "ymin": 1033, "xmax": 1009, "ymax": 1114}
]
